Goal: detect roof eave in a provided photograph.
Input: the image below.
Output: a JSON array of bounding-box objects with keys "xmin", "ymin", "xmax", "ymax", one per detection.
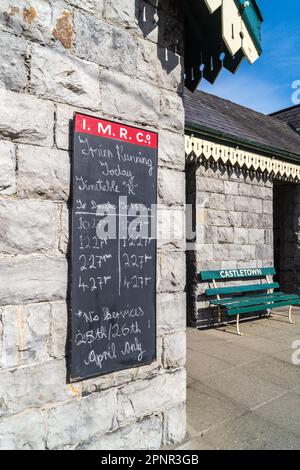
[{"xmin": 185, "ymin": 121, "xmax": 300, "ymax": 165}]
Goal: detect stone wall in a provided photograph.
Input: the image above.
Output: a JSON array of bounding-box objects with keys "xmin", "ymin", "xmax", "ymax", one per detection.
[
  {"xmin": 186, "ymin": 162, "xmax": 274, "ymax": 327},
  {"xmin": 0, "ymin": 0, "xmax": 186, "ymax": 449}
]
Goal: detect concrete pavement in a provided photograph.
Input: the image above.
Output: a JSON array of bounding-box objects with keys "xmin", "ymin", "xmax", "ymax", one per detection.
[{"xmin": 178, "ymin": 309, "xmax": 300, "ymax": 450}]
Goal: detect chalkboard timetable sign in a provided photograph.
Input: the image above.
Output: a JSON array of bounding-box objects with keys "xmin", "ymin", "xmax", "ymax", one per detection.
[{"xmin": 69, "ymin": 113, "xmax": 158, "ymax": 381}]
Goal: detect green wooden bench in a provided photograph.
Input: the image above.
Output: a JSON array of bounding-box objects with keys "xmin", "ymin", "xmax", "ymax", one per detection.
[{"xmin": 199, "ymin": 267, "xmax": 300, "ymax": 336}]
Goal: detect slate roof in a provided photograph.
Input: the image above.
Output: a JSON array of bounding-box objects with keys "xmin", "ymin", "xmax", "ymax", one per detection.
[
  {"xmin": 184, "ymin": 89, "xmax": 300, "ymax": 159},
  {"xmin": 270, "ymin": 105, "xmax": 300, "ymax": 134}
]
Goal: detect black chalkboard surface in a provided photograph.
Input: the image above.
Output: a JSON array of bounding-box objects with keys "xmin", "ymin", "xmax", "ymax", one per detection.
[{"xmin": 69, "ymin": 113, "xmax": 158, "ymax": 381}]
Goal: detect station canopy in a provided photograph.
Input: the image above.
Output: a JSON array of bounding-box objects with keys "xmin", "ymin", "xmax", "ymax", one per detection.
[{"xmin": 184, "ymin": 0, "xmax": 263, "ymax": 91}]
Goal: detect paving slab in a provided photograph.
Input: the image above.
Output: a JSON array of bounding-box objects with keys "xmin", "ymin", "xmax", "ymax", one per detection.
[
  {"xmin": 176, "ymin": 437, "xmax": 216, "ymax": 450},
  {"xmin": 238, "ymin": 357, "xmax": 300, "ymax": 393},
  {"xmin": 273, "ymin": 348, "xmax": 298, "ymax": 364},
  {"xmin": 253, "ymin": 392, "xmax": 300, "ymax": 437},
  {"xmin": 201, "ymin": 412, "xmax": 300, "ymax": 450},
  {"xmin": 197, "ymin": 341, "xmax": 264, "ymax": 367},
  {"xmin": 230, "ymin": 334, "xmax": 288, "ymax": 355},
  {"xmin": 180, "ymin": 312, "xmax": 300, "ymax": 450},
  {"xmin": 187, "ymin": 348, "xmax": 233, "ymax": 381},
  {"xmin": 187, "ymin": 327, "xmax": 229, "ymax": 349},
  {"xmin": 187, "ymin": 380, "xmax": 247, "ymax": 435},
  {"xmin": 244, "ymin": 321, "xmax": 300, "ymax": 346},
  {"xmin": 199, "ymin": 362, "xmax": 287, "ymax": 409}
]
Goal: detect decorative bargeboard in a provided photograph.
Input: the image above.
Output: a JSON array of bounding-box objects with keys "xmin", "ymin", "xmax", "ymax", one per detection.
[{"xmin": 185, "ymin": 135, "xmax": 300, "ymax": 182}]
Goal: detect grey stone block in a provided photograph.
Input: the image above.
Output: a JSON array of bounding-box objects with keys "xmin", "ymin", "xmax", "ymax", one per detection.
[
  {"xmin": 158, "ymin": 251, "xmax": 185, "ymax": 292},
  {"xmin": 0, "ymin": 200, "xmax": 56, "ymax": 254},
  {"xmin": 235, "ymin": 196, "xmax": 262, "ymax": 214},
  {"xmin": 0, "ymin": 89, "xmax": 54, "ymax": 146},
  {"xmin": 0, "ymin": 140, "xmax": 16, "ymax": 195},
  {"xmin": 163, "ymin": 332, "xmax": 186, "ymax": 369},
  {"xmin": 224, "ymin": 180, "xmax": 239, "ymax": 195},
  {"xmin": 196, "ymin": 244, "xmax": 214, "ymax": 261},
  {"xmin": 137, "ymin": 38, "xmax": 183, "ymax": 91},
  {"xmin": 213, "ymin": 244, "xmax": 230, "ymax": 261},
  {"xmin": 50, "ymin": 302, "xmax": 68, "ymax": 359},
  {"xmin": 0, "ymin": 0, "xmax": 52, "ymax": 43},
  {"xmin": 157, "ymin": 292, "xmax": 186, "ymax": 335},
  {"xmin": 197, "ymin": 176, "xmax": 224, "ymax": 194},
  {"xmin": 205, "ymin": 193, "xmax": 226, "ymax": 210},
  {"xmin": 59, "ymin": 204, "xmax": 69, "ymax": 254},
  {"xmin": 46, "ymin": 389, "xmax": 117, "ymax": 449},
  {"xmin": 101, "ymin": 70, "xmax": 160, "ymax": 126},
  {"xmin": 0, "ymin": 31, "xmax": 28, "ymax": 92},
  {"xmin": 104, "ymin": 0, "xmax": 138, "ymax": 29},
  {"xmin": 160, "ymin": 91, "xmax": 184, "ymax": 133},
  {"xmin": 67, "ymin": 0, "xmax": 104, "ymax": 16},
  {"xmin": 55, "ymin": 103, "xmax": 101, "ymax": 150},
  {"xmin": 157, "ymin": 206, "xmax": 185, "ymax": 251},
  {"xmin": 234, "ymin": 227, "xmax": 248, "ymax": 245},
  {"xmin": 75, "ymin": 11, "xmax": 136, "ymax": 76},
  {"xmin": 220, "ymin": 260, "xmax": 237, "ymax": 269},
  {"xmin": 248, "ymin": 228, "xmax": 265, "ymax": 245},
  {"xmin": 252, "ymin": 185, "xmax": 273, "ymax": 200},
  {"xmin": 0, "ymin": 257, "xmax": 67, "ymax": 306},
  {"xmin": 262, "ymin": 213, "xmax": 273, "ymax": 230},
  {"xmin": 158, "ymin": 130, "xmax": 185, "ymax": 170},
  {"xmin": 0, "ymin": 409, "xmax": 46, "ymax": 450},
  {"xmin": 163, "ymin": 403, "xmax": 186, "ymax": 446},
  {"xmin": 263, "ymin": 199, "xmax": 273, "ymax": 215},
  {"xmin": 205, "ymin": 226, "xmax": 234, "ymax": 244},
  {"xmin": 17, "ymin": 144, "xmax": 70, "ymax": 200},
  {"xmin": 196, "ymin": 191, "xmax": 210, "ymax": 208},
  {"xmin": 0, "ymin": 303, "xmax": 51, "ymax": 368},
  {"xmin": 79, "ymin": 415, "xmax": 162, "ymax": 450},
  {"xmin": 31, "ymin": 44, "xmax": 101, "ymax": 109},
  {"xmin": 228, "ymin": 244, "xmax": 256, "ymax": 262},
  {"xmin": 241, "ymin": 212, "xmax": 261, "ymax": 229},
  {"xmin": 206, "ymin": 210, "xmax": 241, "ymax": 228},
  {"xmin": 158, "ymin": 168, "xmax": 185, "ymax": 206},
  {"xmin": 117, "ymin": 369, "xmax": 186, "ymax": 424},
  {"xmin": 238, "ymin": 182, "xmax": 253, "ymax": 197},
  {"xmin": 0, "ymin": 359, "xmax": 77, "ymax": 417}
]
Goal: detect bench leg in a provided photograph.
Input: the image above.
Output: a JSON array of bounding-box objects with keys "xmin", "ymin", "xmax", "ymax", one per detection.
[
  {"xmin": 236, "ymin": 314, "xmax": 243, "ymax": 336},
  {"xmin": 289, "ymin": 305, "xmax": 296, "ymax": 325}
]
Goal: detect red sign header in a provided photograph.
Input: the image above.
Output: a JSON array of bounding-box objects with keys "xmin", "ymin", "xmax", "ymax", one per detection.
[{"xmin": 75, "ymin": 113, "xmax": 158, "ymax": 149}]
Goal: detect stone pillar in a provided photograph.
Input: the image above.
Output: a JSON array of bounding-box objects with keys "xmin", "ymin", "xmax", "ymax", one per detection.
[{"xmin": 0, "ymin": 0, "xmax": 186, "ymax": 450}]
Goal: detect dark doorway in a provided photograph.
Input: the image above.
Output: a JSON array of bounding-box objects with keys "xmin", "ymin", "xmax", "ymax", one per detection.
[{"xmin": 273, "ymin": 180, "xmax": 299, "ymax": 295}]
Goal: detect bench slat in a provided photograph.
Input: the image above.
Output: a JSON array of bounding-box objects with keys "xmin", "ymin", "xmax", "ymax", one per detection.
[
  {"xmin": 201, "ymin": 267, "xmax": 275, "ymax": 281},
  {"xmin": 227, "ymin": 297, "xmax": 300, "ymax": 316},
  {"xmin": 210, "ymin": 291, "xmax": 285, "ymax": 305},
  {"xmin": 215, "ymin": 293, "xmax": 299, "ymax": 309},
  {"xmin": 206, "ymin": 282, "xmax": 279, "ymax": 296}
]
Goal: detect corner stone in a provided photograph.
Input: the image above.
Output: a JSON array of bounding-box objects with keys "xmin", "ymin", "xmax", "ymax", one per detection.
[
  {"xmin": 78, "ymin": 415, "xmax": 162, "ymax": 450},
  {"xmin": 0, "ymin": 410, "xmax": 46, "ymax": 450},
  {"xmin": 0, "ymin": 89, "xmax": 54, "ymax": 147},
  {"xmin": 46, "ymin": 389, "xmax": 118, "ymax": 449}
]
